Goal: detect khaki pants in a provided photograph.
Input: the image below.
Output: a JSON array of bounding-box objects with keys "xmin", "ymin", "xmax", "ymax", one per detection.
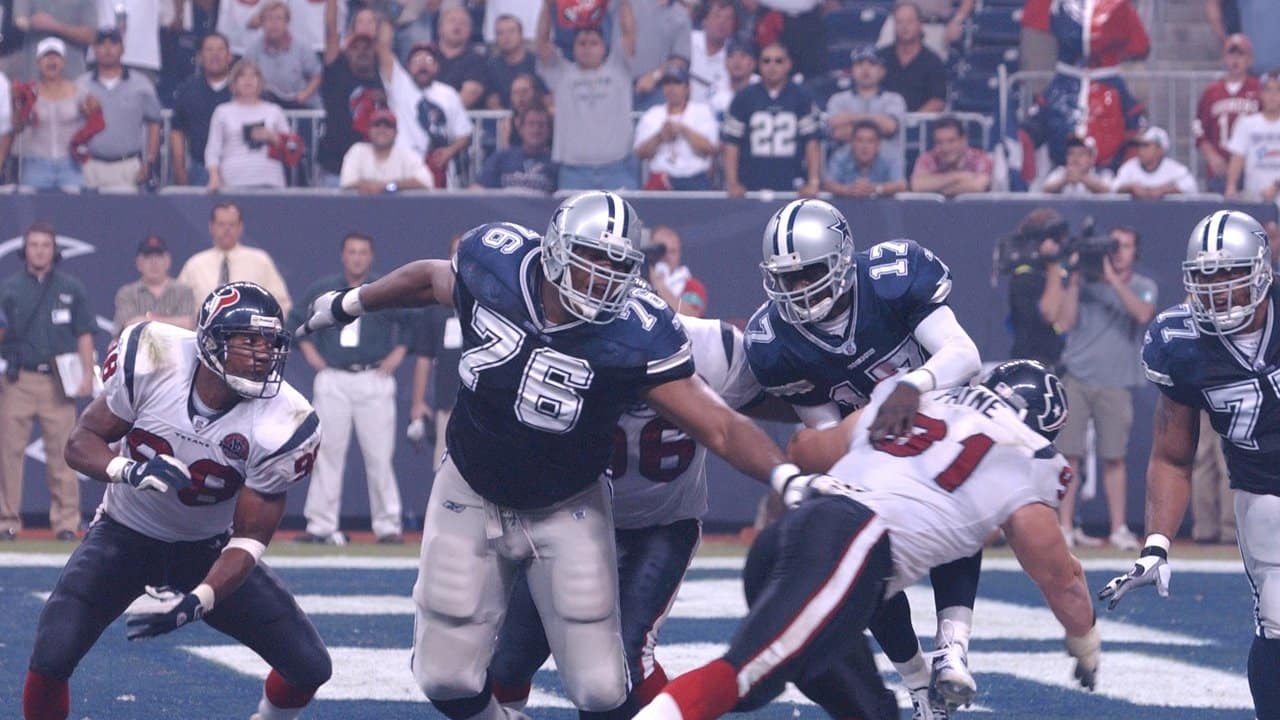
[
  {"xmin": 0, "ymin": 371, "xmax": 80, "ymax": 534},
  {"xmin": 1192, "ymin": 411, "xmax": 1236, "ymax": 542},
  {"xmin": 82, "ymin": 157, "xmax": 141, "ymax": 192}
]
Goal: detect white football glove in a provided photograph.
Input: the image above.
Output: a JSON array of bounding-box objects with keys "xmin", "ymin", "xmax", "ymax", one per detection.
[
  {"xmin": 1097, "ymin": 549, "xmax": 1170, "ymax": 610},
  {"xmin": 1064, "ymin": 626, "xmax": 1100, "ymax": 691},
  {"xmin": 770, "ymin": 463, "xmax": 856, "ymax": 508},
  {"xmin": 295, "ymin": 288, "xmax": 363, "ymax": 338}
]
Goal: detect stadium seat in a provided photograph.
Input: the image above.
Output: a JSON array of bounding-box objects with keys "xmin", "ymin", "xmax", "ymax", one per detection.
[
  {"xmin": 823, "ymin": 6, "xmax": 889, "ymax": 46},
  {"xmin": 950, "ymin": 72, "xmax": 1000, "ymax": 114},
  {"xmin": 970, "ymin": 9, "xmax": 1022, "ymax": 47},
  {"xmin": 828, "ymin": 42, "xmax": 858, "ymax": 72}
]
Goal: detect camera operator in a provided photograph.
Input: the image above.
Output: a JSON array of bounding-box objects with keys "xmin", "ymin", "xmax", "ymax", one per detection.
[
  {"xmin": 1002, "ymin": 208, "xmax": 1070, "ymax": 367},
  {"xmin": 1053, "ymin": 225, "xmax": 1157, "ymax": 550}
]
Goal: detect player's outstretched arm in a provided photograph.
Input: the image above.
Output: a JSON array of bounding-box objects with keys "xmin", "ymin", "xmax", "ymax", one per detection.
[
  {"xmin": 296, "ymin": 259, "xmax": 455, "ymax": 337},
  {"xmin": 786, "ymin": 409, "xmax": 865, "ymax": 474},
  {"xmin": 1004, "ymin": 502, "xmax": 1099, "ymax": 690},
  {"xmin": 1098, "ymin": 393, "xmax": 1197, "ymax": 608},
  {"xmin": 646, "ymin": 376, "xmax": 848, "ymax": 505}
]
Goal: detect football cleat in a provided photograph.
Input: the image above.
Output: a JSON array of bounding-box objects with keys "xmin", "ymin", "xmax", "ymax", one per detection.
[
  {"xmin": 931, "ymin": 643, "xmax": 977, "ymax": 710},
  {"xmin": 909, "ymin": 685, "xmax": 950, "ymax": 720}
]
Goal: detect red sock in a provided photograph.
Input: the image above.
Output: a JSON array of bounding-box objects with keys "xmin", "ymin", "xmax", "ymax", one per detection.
[
  {"xmin": 265, "ymin": 669, "xmax": 316, "ymax": 709},
  {"xmin": 635, "ymin": 662, "xmax": 670, "ymax": 706},
  {"xmin": 490, "ymin": 678, "xmax": 532, "ymax": 706},
  {"xmin": 662, "ymin": 659, "xmax": 739, "ymax": 720},
  {"xmin": 24, "ymin": 670, "xmax": 69, "ymax": 720}
]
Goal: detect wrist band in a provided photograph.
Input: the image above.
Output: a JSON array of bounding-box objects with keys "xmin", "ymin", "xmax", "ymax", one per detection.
[
  {"xmin": 223, "ymin": 536, "xmax": 267, "ymax": 564},
  {"xmin": 341, "ymin": 286, "xmax": 366, "ymax": 317},
  {"xmin": 770, "ymin": 463, "xmax": 801, "ymax": 495},
  {"xmin": 1143, "ymin": 533, "xmax": 1171, "ymax": 553},
  {"xmin": 193, "ymin": 583, "xmax": 216, "ymax": 611},
  {"xmin": 106, "ymin": 456, "xmax": 133, "ymax": 483}
]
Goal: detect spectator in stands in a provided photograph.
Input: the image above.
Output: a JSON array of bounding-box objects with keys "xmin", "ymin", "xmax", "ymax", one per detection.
[
  {"xmin": 484, "ymin": 14, "xmax": 542, "ymax": 109},
  {"xmin": 877, "ymin": 2, "xmax": 946, "ymax": 112},
  {"xmin": 340, "ymin": 107, "xmax": 434, "ymax": 192},
  {"xmin": 484, "ymin": 0, "xmax": 538, "ymax": 45},
  {"xmin": 0, "ymin": 69, "xmax": 10, "ymax": 176},
  {"xmin": 13, "ymin": 38, "xmax": 90, "ymax": 190},
  {"xmin": 689, "ymin": 0, "xmax": 733, "ymax": 114},
  {"xmin": 76, "ymin": 27, "xmax": 161, "ymax": 191},
  {"xmin": 645, "ymin": 225, "xmax": 706, "ymax": 317},
  {"xmin": 108, "ymin": 0, "xmax": 161, "ymax": 75},
  {"xmin": 1226, "ymin": 71, "xmax": 1280, "ymax": 203},
  {"xmin": 177, "ymin": 202, "xmax": 292, "ymax": 315},
  {"xmin": 216, "ymin": 0, "xmax": 262, "ymax": 55},
  {"xmin": 1053, "ymin": 225, "xmax": 1155, "ymax": 550},
  {"xmin": 409, "ymin": 235, "xmax": 464, "ymax": 474},
  {"xmin": 720, "ymin": 41, "xmax": 819, "ymax": 197},
  {"xmin": 633, "ymin": 62, "xmax": 717, "ymax": 190},
  {"xmin": 1040, "ymin": 135, "xmax": 1112, "ymax": 195},
  {"xmin": 317, "ymin": 0, "xmax": 384, "ymax": 186},
  {"xmin": 910, "ymin": 116, "xmax": 991, "ymax": 196},
  {"xmin": 1112, "ymin": 125, "xmax": 1197, "ymax": 199},
  {"xmin": 12, "ymin": 0, "xmax": 97, "ymax": 79},
  {"xmin": 170, "ymin": 33, "xmax": 232, "ymax": 187},
  {"xmin": 823, "ymin": 119, "xmax": 906, "ymax": 199},
  {"xmin": 435, "ymin": 6, "xmax": 487, "ymax": 108},
  {"xmin": 753, "ymin": 0, "xmax": 824, "ymax": 80},
  {"xmin": 205, "ymin": 58, "xmax": 293, "ymax": 191},
  {"xmin": 1196, "ymin": 34, "xmax": 1259, "ymax": 193},
  {"xmin": 0, "ymin": 221, "xmax": 95, "ymax": 542},
  {"xmin": 473, "ymin": 104, "xmax": 556, "ymax": 192},
  {"xmin": 537, "ymin": 15, "xmax": 637, "ymax": 190},
  {"xmin": 875, "ymin": 0, "xmax": 973, "ymax": 62},
  {"xmin": 112, "ymin": 235, "xmax": 196, "ymax": 336},
  {"xmin": 826, "ymin": 44, "xmax": 906, "ymax": 180},
  {"xmin": 496, "ymin": 71, "xmax": 546, "ymax": 148},
  {"xmin": 379, "ymin": 33, "xmax": 473, "ymax": 188},
  {"xmin": 244, "ymin": 0, "xmax": 322, "ymax": 109},
  {"xmin": 291, "ymin": 232, "xmax": 411, "ymax": 546},
  {"xmin": 628, "ymin": 0, "xmax": 690, "ymax": 110},
  {"xmin": 1208, "ymin": 0, "xmax": 1280, "ymax": 75},
  {"xmin": 724, "ymin": 38, "xmax": 756, "ymax": 101}
]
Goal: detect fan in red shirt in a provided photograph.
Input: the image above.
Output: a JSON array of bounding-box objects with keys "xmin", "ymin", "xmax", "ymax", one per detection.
[{"xmin": 1195, "ymin": 34, "xmax": 1260, "ymax": 192}]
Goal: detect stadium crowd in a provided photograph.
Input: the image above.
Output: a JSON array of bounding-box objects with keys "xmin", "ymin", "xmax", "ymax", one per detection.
[{"xmin": 0, "ymin": 0, "xmax": 1273, "ymax": 198}]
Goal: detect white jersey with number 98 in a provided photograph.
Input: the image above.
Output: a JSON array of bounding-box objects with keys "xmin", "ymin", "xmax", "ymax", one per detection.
[
  {"xmin": 832, "ymin": 379, "xmax": 1072, "ymax": 597},
  {"xmin": 609, "ymin": 316, "xmax": 763, "ymax": 529}
]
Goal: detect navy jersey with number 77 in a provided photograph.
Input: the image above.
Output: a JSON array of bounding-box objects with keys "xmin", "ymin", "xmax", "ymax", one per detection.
[
  {"xmin": 1143, "ymin": 288, "xmax": 1280, "ymax": 496},
  {"xmin": 445, "ymin": 222, "xmax": 695, "ymax": 509}
]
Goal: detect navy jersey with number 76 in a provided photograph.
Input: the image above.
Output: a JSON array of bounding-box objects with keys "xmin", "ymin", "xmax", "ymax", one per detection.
[{"xmin": 445, "ymin": 222, "xmax": 695, "ymax": 509}]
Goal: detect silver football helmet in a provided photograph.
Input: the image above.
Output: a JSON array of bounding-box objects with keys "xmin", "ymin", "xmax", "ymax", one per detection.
[
  {"xmin": 760, "ymin": 199, "xmax": 857, "ymax": 324},
  {"xmin": 1183, "ymin": 210, "xmax": 1273, "ymax": 335},
  {"xmin": 542, "ymin": 191, "xmax": 646, "ymax": 324}
]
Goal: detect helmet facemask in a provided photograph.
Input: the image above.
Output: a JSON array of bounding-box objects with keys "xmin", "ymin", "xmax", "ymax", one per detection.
[
  {"xmin": 1183, "ymin": 249, "xmax": 1272, "ymax": 336},
  {"xmin": 544, "ymin": 229, "xmax": 644, "ymax": 324},
  {"xmin": 763, "ymin": 248, "xmax": 855, "ymax": 325},
  {"xmin": 199, "ymin": 324, "xmax": 291, "ymax": 399}
]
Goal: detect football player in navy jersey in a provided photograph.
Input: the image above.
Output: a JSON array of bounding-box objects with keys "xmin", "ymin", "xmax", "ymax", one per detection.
[
  {"xmin": 297, "ymin": 190, "xmax": 835, "ymax": 720},
  {"xmin": 24, "ymin": 283, "xmax": 329, "ymax": 720},
  {"xmin": 744, "ymin": 198, "xmax": 983, "ymax": 717},
  {"xmin": 1101, "ymin": 210, "xmax": 1280, "ymax": 719}
]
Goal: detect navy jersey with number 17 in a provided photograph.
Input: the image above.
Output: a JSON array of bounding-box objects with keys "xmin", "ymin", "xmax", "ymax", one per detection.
[
  {"xmin": 446, "ymin": 222, "xmax": 695, "ymax": 510},
  {"xmin": 745, "ymin": 238, "xmax": 953, "ymax": 416},
  {"xmin": 1143, "ymin": 288, "xmax": 1280, "ymax": 496}
]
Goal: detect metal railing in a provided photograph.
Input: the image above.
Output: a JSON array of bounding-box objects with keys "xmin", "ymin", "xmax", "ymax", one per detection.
[{"xmin": 999, "ymin": 68, "xmax": 1222, "ymax": 176}]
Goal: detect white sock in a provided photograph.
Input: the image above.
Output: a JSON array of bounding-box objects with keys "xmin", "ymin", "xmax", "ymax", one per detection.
[
  {"xmin": 256, "ymin": 695, "xmax": 304, "ymax": 720},
  {"xmin": 634, "ymin": 693, "xmax": 684, "ymax": 720},
  {"xmin": 893, "ymin": 651, "xmax": 931, "ymax": 690},
  {"xmin": 936, "ymin": 606, "xmax": 973, "ymax": 653}
]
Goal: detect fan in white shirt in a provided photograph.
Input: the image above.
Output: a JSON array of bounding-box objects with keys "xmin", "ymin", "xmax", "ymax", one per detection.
[
  {"xmin": 1111, "ymin": 126, "xmax": 1198, "ymax": 199},
  {"xmin": 339, "ymin": 108, "xmax": 435, "ymax": 193},
  {"xmin": 376, "ymin": 35, "xmax": 473, "ymax": 187},
  {"xmin": 633, "ymin": 64, "xmax": 718, "ymax": 186},
  {"xmin": 1227, "ymin": 71, "xmax": 1280, "ymax": 202}
]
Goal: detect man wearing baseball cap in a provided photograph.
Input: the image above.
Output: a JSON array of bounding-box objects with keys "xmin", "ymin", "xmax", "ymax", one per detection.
[
  {"xmin": 634, "ymin": 60, "xmax": 719, "ymax": 190},
  {"xmin": 74, "ymin": 27, "xmax": 162, "ymax": 191},
  {"xmin": 1196, "ymin": 34, "xmax": 1260, "ymax": 192},
  {"xmin": 1112, "ymin": 125, "xmax": 1198, "ymax": 199},
  {"xmin": 339, "ymin": 107, "xmax": 434, "ymax": 193},
  {"xmin": 112, "ymin": 235, "xmax": 196, "ymax": 336},
  {"xmin": 826, "ymin": 44, "xmax": 907, "ymax": 179}
]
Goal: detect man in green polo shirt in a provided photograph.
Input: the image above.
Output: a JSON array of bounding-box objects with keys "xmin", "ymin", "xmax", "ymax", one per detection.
[
  {"xmin": 0, "ymin": 221, "xmax": 96, "ymax": 541},
  {"xmin": 288, "ymin": 232, "xmax": 414, "ymax": 545}
]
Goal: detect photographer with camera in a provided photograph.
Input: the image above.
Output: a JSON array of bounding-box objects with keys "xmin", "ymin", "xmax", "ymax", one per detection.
[
  {"xmin": 643, "ymin": 226, "xmax": 708, "ymax": 318},
  {"xmin": 1000, "ymin": 208, "xmax": 1070, "ymax": 367},
  {"xmin": 1054, "ymin": 225, "xmax": 1157, "ymax": 550}
]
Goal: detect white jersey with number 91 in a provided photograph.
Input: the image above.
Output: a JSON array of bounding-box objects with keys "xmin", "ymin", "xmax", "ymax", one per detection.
[
  {"xmin": 832, "ymin": 379, "xmax": 1072, "ymax": 598},
  {"xmin": 609, "ymin": 316, "xmax": 763, "ymax": 529}
]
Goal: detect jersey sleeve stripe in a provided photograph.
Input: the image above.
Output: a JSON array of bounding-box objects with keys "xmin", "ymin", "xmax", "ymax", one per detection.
[
  {"xmin": 123, "ymin": 321, "xmax": 151, "ymax": 406},
  {"xmin": 648, "ymin": 341, "xmax": 693, "ymax": 375},
  {"xmin": 256, "ymin": 411, "xmax": 320, "ymax": 466},
  {"xmin": 719, "ymin": 320, "xmax": 736, "ymax": 369}
]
